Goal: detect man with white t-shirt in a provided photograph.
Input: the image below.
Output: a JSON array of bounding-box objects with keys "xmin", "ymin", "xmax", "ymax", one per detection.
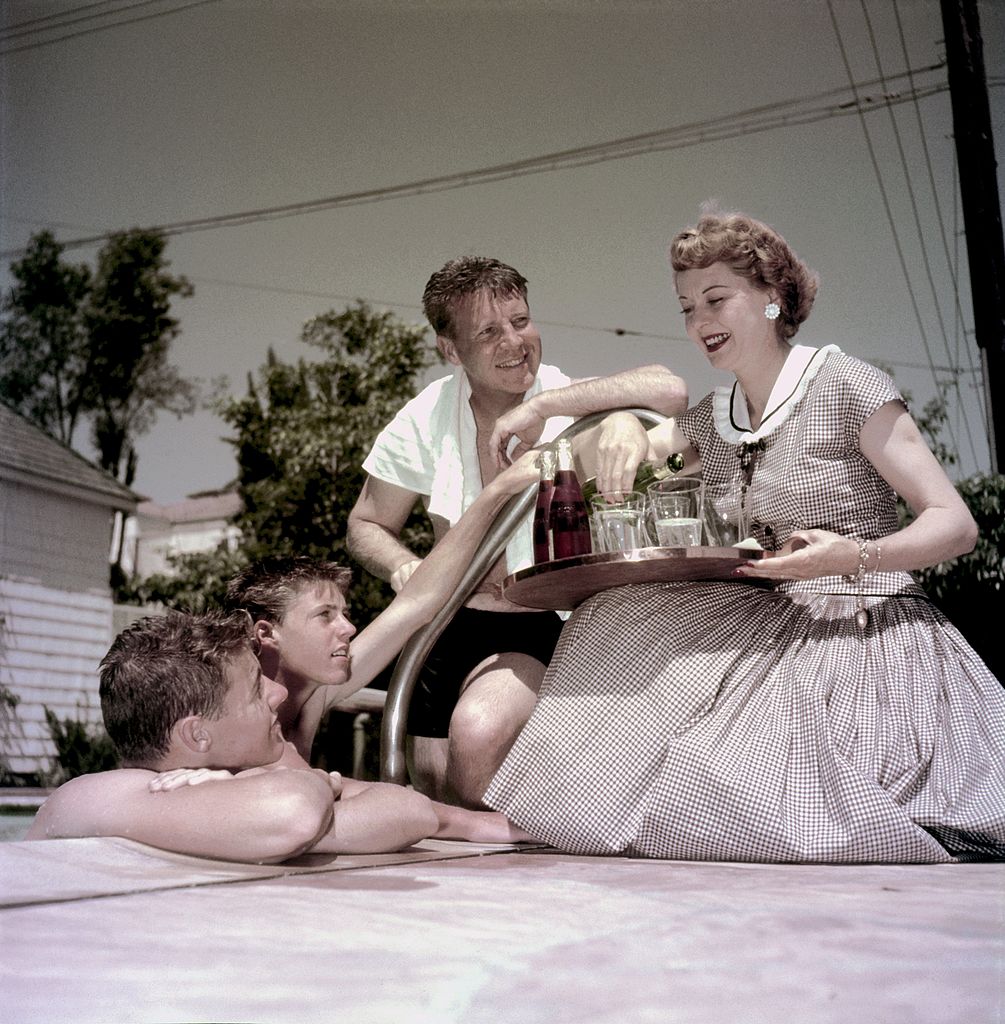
[{"xmin": 347, "ymin": 256, "xmax": 686, "ymax": 806}]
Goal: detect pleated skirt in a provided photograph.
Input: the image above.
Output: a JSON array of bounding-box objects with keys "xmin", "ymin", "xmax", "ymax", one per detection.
[{"xmin": 485, "ymin": 582, "xmax": 1005, "ymax": 862}]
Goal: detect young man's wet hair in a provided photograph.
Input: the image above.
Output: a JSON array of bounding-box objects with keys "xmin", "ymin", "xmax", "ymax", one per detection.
[
  {"xmin": 99, "ymin": 611, "xmax": 253, "ymax": 764},
  {"xmin": 225, "ymin": 557, "xmax": 353, "ymax": 625}
]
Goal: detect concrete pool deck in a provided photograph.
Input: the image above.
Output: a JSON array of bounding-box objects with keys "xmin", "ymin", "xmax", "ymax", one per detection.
[{"xmin": 1, "ymin": 836, "xmax": 1002, "ymax": 1023}]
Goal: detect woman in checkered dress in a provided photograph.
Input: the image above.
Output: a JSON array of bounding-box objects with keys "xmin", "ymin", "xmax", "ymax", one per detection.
[{"xmin": 484, "ymin": 212, "xmax": 1005, "ymax": 862}]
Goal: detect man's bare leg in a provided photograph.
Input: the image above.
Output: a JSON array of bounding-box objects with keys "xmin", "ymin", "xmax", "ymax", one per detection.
[{"xmin": 445, "ymin": 652, "xmax": 546, "ymax": 809}]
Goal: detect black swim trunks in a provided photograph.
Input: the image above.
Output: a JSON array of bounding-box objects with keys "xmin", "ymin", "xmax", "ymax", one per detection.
[{"xmin": 406, "ymin": 607, "xmax": 564, "ymax": 738}]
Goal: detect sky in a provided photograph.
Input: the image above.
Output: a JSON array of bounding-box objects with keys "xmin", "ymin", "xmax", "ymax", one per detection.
[{"xmin": 2, "ymin": 0, "xmax": 1003, "ymax": 505}]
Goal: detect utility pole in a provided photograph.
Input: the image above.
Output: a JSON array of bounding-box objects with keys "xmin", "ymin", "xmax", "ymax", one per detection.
[{"xmin": 940, "ymin": 0, "xmax": 1005, "ymax": 473}]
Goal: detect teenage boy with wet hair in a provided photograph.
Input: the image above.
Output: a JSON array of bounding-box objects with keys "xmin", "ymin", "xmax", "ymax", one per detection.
[
  {"xmin": 30, "ymin": 456, "xmax": 542, "ymax": 860},
  {"xmin": 28, "ymin": 611, "xmax": 533, "ymax": 860}
]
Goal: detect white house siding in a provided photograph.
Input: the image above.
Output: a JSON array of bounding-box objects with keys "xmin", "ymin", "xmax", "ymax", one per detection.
[
  {"xmin": 1, "ymin": 403, "xmax": 140, "ymax": 779},
  {"xmin": 0, "ymin": 478, "xmax": 114, "ymax": 592},
  {"xmin": 0, "ymin": 579, "xmax": 112, "ymax": 777}
]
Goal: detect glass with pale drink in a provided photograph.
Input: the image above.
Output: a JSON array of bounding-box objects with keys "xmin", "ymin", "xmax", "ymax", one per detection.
[{"xmin": 647, "ymin": 478, "xmax": 703, "ymax": 547}]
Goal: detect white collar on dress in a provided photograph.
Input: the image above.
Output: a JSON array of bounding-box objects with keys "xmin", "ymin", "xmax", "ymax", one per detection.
[{"xmin": 712, "ymin": 344, "xmax": 841, "ymax": 444}]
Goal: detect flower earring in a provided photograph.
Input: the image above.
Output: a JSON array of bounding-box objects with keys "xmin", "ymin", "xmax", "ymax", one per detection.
[{"xmin": 764, "ymin": 301, "xmax": 781, "ymax": 321}]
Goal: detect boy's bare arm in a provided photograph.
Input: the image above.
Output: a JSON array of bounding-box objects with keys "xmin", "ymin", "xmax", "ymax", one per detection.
[
  {"xmin": 326, "ymin": 451, "xmax": 541, "ymax": 706},
  {"xmin": 26, "ymin": 767, "xmax": 336, "ymax": 864},
  {"xmin": 307, "ymin": 778, "xmax": 439, "ymax": 854},
  {"xmin": 430, "ymin": 802, "xmax": 537, "ymax": 844},
  {"xmin": 304, "ymin": 778, "xmax": 538, "ymax": 853}
]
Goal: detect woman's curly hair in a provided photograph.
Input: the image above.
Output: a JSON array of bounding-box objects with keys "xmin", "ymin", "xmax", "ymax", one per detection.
[{"xmin": 669, "ymin": 211, "xmax": 819, "ymax": 341}]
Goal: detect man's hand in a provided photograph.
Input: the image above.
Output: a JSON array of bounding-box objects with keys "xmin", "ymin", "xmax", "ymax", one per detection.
[
  {"xmin": 490, "ymin": 403, "xmax": 547, "ymax": 469},
  {"xmin": 593, "ymin": 413, "xmax": 650, "ymax": 498},
  {"xmin": 148, "ymin": 768, "xmax": 233, "ymax": 792},
  {"xmin": 391, "ymin": 558, "xmax": 423, "ymax": 592}
]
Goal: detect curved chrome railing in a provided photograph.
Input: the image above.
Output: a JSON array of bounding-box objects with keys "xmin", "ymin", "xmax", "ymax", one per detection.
[{"xmin": 379, "ymin": 408, "xmax": 668, "ymax": 784}]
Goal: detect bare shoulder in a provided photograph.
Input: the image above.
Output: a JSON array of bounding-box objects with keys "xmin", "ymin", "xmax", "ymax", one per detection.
[{"xmin": 26, "ymin": 769, "xmax": 154, "ymax": 840}]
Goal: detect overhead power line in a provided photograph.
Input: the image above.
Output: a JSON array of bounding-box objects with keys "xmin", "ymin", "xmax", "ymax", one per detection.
[
  {"xmin": 0, "ymin": 0, "xmax": 222, "ymax": 55},
  {"xmin": 0, "ymin": 0, "xmax": 119, "ymax": 34},
  {"xmin": 888, "ymin": 0, "xmax": 984, "ymax": 465},
  {"xmin": 0, "ymin": 61, "xmax": 949, "ymax": 260},
  {"xmin": 827, "ymin": 0, "xmax": 966, "ymax": 462},
  {"xmin": 188, "ymin": 273, "xmax": 978, "ymax": 377}
]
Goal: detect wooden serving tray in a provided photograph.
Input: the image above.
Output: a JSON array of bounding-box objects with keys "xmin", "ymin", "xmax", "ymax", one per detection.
[{"xmin": 502, "ymin": 546, "xmax": 764, "ymax": 611}]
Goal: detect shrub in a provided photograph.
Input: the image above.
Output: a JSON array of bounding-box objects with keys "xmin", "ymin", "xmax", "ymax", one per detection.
[
  {"xmin": 43, "ymin": 707, "xmax": 118, "ymax": 782},
  {"xmin": 909, "ymin": 472, "xmax": 1005, "ymax": 681}
]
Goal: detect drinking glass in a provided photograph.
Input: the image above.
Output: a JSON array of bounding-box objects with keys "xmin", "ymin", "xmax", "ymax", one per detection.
[
  {"xmin": 647, "ymin": 478, "xmax": 703, "ymax": 547},
  {"xmin": 701, "ymin": 480, "xmax": 746, "ymax": 547},
  {"xmin": 589, "ymin": 490, "xmax": 647, "ymax": 552}
]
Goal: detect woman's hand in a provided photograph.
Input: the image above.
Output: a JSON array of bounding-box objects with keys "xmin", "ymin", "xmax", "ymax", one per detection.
[
  {"xmin": 734, "ymin": 529, "xmax": 860, "ymax": 581},
  {"xmin": 593, "ymin": 413, "xmax": 650, "ymax": 498}
]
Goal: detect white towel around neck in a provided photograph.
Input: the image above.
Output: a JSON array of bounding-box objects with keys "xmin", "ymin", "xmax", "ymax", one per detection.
[{"xmin": 427, "ymin": 364, "xmax": 573, "ymax": 574}]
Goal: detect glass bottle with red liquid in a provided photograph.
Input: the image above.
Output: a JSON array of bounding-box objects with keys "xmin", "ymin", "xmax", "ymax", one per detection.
[
  {"xmin": 549, "ymin": 437, "xmax": 592, "ymax": 559},
  {"xmin": 532, "ymin": 448, "xmax": 557, "ymax": 564}
]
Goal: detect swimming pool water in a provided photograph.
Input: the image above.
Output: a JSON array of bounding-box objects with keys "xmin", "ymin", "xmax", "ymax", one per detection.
[{"xmin": 0, "ymin": 811, "xmax": 35, "ymax": 841}]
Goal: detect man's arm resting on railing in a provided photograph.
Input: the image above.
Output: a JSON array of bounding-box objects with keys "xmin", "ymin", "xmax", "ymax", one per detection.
[{"xmin": 490, "ymin": 364, "xmax": 688, "ymax": 464}]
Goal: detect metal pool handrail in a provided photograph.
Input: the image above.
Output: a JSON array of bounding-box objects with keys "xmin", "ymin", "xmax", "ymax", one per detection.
[{"xmin": 379, "ymin": 408, "xmax": 668, "ymax": 785}]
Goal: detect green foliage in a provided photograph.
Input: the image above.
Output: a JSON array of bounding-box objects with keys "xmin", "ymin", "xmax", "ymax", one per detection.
[
  {"xmin": 0, "ymin": 684, "xmax": 18, "ymax": 783},
  {"xmin": 914, "ymin": 473, "xmax": 1005, "ymax": 600},
  {"xmin": 913, "ymin": 382, "xmax": 958, "ymax": 471},
  {"xmin": 909, "ymin": 472, "xmax": 1005, "ymax": 680},
  {"xmin": 43, "ymin": 707, "xmax": 118, "ymax": 782},
  {"xmin": 0, "ymin": 611, "xmax": 16, "ymax": 782},
  {"xmin": 0, "ymin": 228, "xmax": 196, "ymax": 487},
  {"xmin": 884, "ymin": 373, "xmax": 1004, "ymax": 678},
  {"xmin": 0, "ymin": 231, "xmax": 91, "ymax": 445},
  {"xmin": 217, "ymin": 300, "xmax": 438, "ymax": 627},
  {"xmin": 115, "ymin": 546, "xmax": 249, "ymax": 613}
]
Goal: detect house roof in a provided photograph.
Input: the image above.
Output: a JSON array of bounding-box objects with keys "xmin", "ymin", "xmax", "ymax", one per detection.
[
  {"xmin": 0, "ymin": 402, "xmax": 140, "ymax": 510},
  {"xmin": 137, "ymin": 489, "xmax": 241, "ymax": 526}
]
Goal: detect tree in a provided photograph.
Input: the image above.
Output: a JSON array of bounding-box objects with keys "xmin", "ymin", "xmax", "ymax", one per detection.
[
  {"xmin": 0, "ymin": 231, "xmax": 91, "ymax": 445},
  {"xmin": 116, "ymin": 546, "xmax": 249, "ymax": 614},
  {"xmin": 164, "ymin": 301, "xmax": 437, "ymax": 628},
  {"xmin": 114, "ymin": 301, "xmax": 440, "ymax": 630},
  {"xmin": 0, "ymin": 228, "xmax": 197, "ymax": 488},
  {"xmin": 908, "ymin": 471, "xmax": 1004, "ymax": 681},
  {"xmin": 82, "ymin": 230, "xmax": 196, "ymax": 486}
]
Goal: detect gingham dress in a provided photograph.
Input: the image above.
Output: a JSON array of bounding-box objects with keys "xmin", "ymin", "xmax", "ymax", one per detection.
[{"xmin": 485, "ymin": 347, "xmax": 1005, "ymax": 862}]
